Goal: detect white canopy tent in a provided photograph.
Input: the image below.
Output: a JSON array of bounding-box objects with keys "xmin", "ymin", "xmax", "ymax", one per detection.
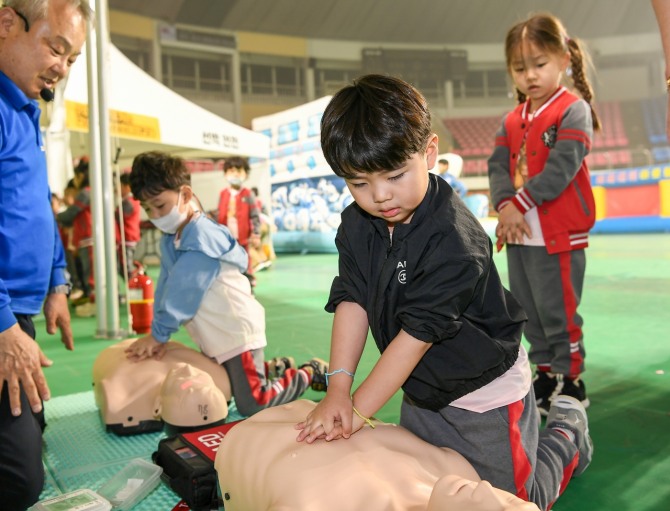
[
  {"xmin": 65, "ymin": 45, "xmax": 268, "ymax": 155},
  {"xmin": 46, "ymin": 43, "xmax": 269, "ymax": 195}
]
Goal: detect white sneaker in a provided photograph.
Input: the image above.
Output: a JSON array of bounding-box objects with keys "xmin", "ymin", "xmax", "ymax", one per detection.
[
  {"xmin": 69, "ymin": 288, "xmax": 84, "ymax": 301},
  {"xmin": 546, "ymin": 395, "xmax": 593, "ymax": 477},
  {"xmin": 75, "ymin": 302, "xmax": 96, "ymax": 317}
]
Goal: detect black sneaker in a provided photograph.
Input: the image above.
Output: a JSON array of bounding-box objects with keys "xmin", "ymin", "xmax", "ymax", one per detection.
[
  {"xmin": 299, "ymin": 358, "xmax": 329, "ymax": 392},
  {"xmin": 561, "ymin": 376, "xmax": 590, "ymax": 410},
  {"xmin": 266, "ymin": 356, "xmax": 296, "ymax": 379},
  {"xmin": 533, "ymin": 371, "xmax": 562, "ymax": 416}
]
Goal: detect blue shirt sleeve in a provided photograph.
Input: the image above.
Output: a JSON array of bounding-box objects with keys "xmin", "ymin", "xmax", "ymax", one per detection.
[
  {"xmin": 0, "ymin": 280, "xmax": 17, "ymax": 331},
  {"xmin": 49, "ymin": 214, "xmax": 68, "ymax": 288},
  {"xmin": 150, "ymin": 250, "xmax": 220, "ymax": 342}
]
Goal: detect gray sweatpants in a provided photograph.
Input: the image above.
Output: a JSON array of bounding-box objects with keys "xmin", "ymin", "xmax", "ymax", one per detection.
[
  {"xmin": 400, "ymin": 388, "xmax": 578, "ymax": 511},
  {"xmin": 507, "ymin": 245, "xmax": 586, "ymax": 376}
]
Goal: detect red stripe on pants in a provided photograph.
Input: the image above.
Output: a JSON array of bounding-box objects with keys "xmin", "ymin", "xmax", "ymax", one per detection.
[
  {"xmin": 548, "ymin": 450, "xmax": 579, "ymax": 510},
  {"xmin": 508, "ymin": 400, "xmax": 532, "ymax": 501},
  {"xmin": 240, "ymin": 351, "xmax": 275, "ymax": 406},
  {"xmin": 558, "ymin": 251, "xmax": 583, "ymax": 377}
]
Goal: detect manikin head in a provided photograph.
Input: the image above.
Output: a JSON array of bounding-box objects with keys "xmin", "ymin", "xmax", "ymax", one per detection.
[
  {"xmin": 428, "ymin": 475, "xmax": 541, "ymax": 511},
  {"xmin": 159, "ymin": 363, "xmax": 229, "ymax": 435}
]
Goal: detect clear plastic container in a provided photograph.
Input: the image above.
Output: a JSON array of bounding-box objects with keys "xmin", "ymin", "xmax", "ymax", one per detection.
[
  {"xmin": 31, "ymin": 489, "xmax": 112, "ymax": 511},
  {"xmin": 96, "ymin": 458, "xmax": 163, "ymax": 510}
]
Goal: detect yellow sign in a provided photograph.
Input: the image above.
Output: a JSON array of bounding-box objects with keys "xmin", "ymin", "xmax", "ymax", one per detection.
[{"xmin": 65, "ymin": 100, "xmax": 161, "ymax": 141}]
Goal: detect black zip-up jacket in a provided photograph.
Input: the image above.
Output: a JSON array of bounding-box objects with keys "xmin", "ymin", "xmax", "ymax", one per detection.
[{"xmin": 326, "ymin": 174, "xmax": 527, "ymax": 410}]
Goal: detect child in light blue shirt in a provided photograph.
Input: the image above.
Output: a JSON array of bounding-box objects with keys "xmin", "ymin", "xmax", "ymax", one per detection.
[{"xmin": 124, "ymin": 151, "xmax": 328, "ymax": 416}]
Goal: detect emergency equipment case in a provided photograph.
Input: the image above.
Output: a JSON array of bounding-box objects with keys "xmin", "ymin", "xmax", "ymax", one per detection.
[{"xmin": 153, "ymin": 421, "xmax": 240, "ymax": 511}]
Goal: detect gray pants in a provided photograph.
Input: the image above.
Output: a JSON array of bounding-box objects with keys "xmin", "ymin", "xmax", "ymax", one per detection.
[
  {"xmin": 401, "ymin": 388, "xmax": 578, "ymax": 511},
  {"xmin": 507, "ymin": 245, "xmax": 586, "ymax": 376},
  {"xmin": 222, "ymin": 348, "xmax": 310, "ymax": 417}
]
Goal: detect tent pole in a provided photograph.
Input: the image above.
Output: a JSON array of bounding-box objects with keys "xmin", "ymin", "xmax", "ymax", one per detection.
[
  {"xmin": 94, "ymin": 0, "xmax": 124, "ymax": 339},
  {"xmin": 85, "ymin": 14, "xmax": 107, "ymax": 336}
]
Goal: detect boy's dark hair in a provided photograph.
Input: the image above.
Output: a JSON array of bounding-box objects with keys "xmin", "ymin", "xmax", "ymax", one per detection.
[
  {"xmin": 119, "ymin": 172, "xmax": 131, "ymax": 186},
  {"xmin": 129, "ymin": 151, "xmax": 191, "ymax": 201},
  {"xmin": 320, "ymin": 74, "xmax": 432, "ymax": 179},
  {"xmin": 223, "ymin": 156, "xmax": 250, "ymax": 173}
]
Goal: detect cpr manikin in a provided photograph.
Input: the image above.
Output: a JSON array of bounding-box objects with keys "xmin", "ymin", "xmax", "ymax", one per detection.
[
  {"xmin": 215, "ymin": 400, "xmax": 541, "ymax": 511},
  {"xmin": 92, "ymin": 338, "xmax": 231, "ymax": 433},
  {"xmin": 159, "ymin": 363, "xmax": 229, "ymax": 434}
]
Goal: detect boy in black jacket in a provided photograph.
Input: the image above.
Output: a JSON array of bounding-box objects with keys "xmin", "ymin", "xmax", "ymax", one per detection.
[{"xmin": 295, "ymin": 74, "xmax": 593, "ymax": 511}]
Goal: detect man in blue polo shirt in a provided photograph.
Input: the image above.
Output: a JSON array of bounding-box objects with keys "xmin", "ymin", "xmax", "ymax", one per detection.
[{"xmin": 0, "ymin": 1, "xmax": 91, "ymax": 509}]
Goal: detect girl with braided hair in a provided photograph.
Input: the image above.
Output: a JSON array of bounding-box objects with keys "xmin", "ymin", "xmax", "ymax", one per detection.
[{"xmin": 488, "ymin": 12, "xmax": 599, "ymax": 416}]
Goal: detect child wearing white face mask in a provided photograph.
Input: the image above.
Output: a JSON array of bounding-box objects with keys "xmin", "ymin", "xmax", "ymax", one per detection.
[
  {"xmin": 124, "ymin": 151, "xmax": 328, "ymax": 417},
  {"xmin": 216, "ymin": 156, "xmax": 261, "ymax": 289}
]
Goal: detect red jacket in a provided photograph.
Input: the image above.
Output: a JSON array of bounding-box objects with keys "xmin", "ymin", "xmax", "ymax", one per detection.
[
  {"xmin": 56, "ymin": 187, "xmax": 92, "ymax": 248},
  {"xmin": 216, "ymin": 187, "xmax": 260, "ymax": 247},
  {"xmin": 117, "ymin": 193, "xmax": 142, "ymax": 244},
  {"xmin": 488, "ymin": 87, "xmax": 595, "ymax": 254}
]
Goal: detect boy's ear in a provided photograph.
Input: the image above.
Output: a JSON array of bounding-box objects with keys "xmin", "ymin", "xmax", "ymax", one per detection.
[
  {"xmin": 425, "ymin": 134, "xmax": 439, "ymax": 170},
  {"xmin": 182, "ymin": 185, "xmax": 194, "ymax": 203}
]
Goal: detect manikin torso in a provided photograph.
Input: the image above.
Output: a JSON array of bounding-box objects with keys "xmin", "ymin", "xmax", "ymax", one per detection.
[{"xmin": 215, "ymin": 400, "xmax": 540, "ymax": 511}]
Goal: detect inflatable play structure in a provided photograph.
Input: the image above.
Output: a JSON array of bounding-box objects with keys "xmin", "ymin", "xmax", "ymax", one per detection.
[
  {"xmin": 252, "ymin": 97, "xmax": 344, "ymax": 254},
  {"xmin": 590, "ymin": 165, "xmax": 670, "ymax": 233},
  {"xmin": 252, "ymin": 103, "xmax": 492, "ymax": 253},
  {"xmin": 468, "ymin": 164, "xmax": 670, "ymax": 240}
]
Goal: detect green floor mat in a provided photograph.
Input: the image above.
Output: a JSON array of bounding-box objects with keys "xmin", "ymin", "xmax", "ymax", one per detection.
[
  {"xmin": 36, "ymin": 233, "xmax": 670, "ymax": 510},
  {"xmin": 38, "ymin": 391, "xmax": 244, "ymax": 509}
]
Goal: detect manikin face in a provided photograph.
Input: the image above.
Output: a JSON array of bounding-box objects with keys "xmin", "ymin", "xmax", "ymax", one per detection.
[
  {"xmin": 428, "ymin": 475, "xmax": 539, "ymax": 511},
  {"xmin": 0, "ymin": 0, "xmax": 86, "ymax": 100},
  {"xmin": 509, "ymin": 40, "xmax": 569, "ymax": 112},
  {"xmin": 345, "ymin": 134, "xmax": 438, "ymax": 228}
]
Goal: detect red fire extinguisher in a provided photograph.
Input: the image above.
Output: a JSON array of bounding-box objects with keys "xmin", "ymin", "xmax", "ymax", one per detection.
[{"xmin": 128, "ymin": 261, "xmax": 154, "ymax": 334}]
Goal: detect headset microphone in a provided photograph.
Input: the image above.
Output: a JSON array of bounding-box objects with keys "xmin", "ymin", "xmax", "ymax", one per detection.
[{"xmin": 40, "ymin": 88, "xmax": 54, "ymax": 102}]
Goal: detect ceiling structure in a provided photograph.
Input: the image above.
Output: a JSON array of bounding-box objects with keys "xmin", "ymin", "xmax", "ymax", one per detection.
[{"xmin": 108, "ymin": 0, "xmax": 660, "ymax": 45}]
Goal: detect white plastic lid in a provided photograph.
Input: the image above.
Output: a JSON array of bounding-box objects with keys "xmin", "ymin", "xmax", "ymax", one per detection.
[{"xmin": 31, "ymin": 489, "xmax": 111, "ymax": 511}]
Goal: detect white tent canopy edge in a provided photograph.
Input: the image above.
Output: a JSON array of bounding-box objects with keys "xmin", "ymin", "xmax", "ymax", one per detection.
[{"xmin": 46, "ymin": 42, "xmax": 269, "ymax": 195}]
